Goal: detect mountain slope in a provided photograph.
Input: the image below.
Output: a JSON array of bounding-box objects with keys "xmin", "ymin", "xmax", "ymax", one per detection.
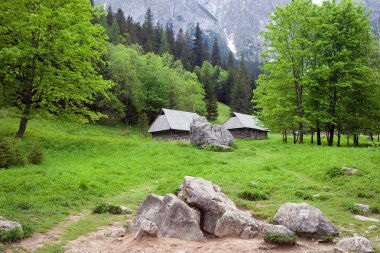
[{"xmin": 95, "ymin": 0, "xmax": 380, "ymax": 61}]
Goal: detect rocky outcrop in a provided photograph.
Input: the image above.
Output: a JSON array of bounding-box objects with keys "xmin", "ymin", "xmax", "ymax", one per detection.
[
  {"xmin": 130, "ymin": 194, "xmax": 204, "ymax": 241},
  {"xmin": 335, "ymin": 235, "xmax": 374, "ymax": 253},
  {"xmin": 273, "ymin": 203, "xmax": 338, "ymax": 237},
  {"xmin": 190, "ymin": 116, "xmax": 234, "ymax": 149},
  {"xmin": 179, "ymin": 176, "xmax": 260, "ymax": 238}
]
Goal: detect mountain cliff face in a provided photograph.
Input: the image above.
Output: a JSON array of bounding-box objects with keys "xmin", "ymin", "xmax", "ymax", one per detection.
[{"xmin": 95, "ymin": 0, "xmax": 380, "ymax": 61}]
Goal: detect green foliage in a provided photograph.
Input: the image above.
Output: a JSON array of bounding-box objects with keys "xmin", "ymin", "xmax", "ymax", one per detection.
[
  {"xmin": 256, "ymin": 0, "xmax": 380, "ymax": 146},
  {"xmin": 326, "ymin": 166, "xmax": 346, "ymax": 178},
  {"xmin": 264, "ymin": 232, "xmax": 298, "ymax": 245},
  {"xmin": 105, "ymin": 45, "xmax": 206, "ymax": 123},
  {"xmin": 195, "ymin": 61, "xmax": 220, "ymax": 121},
  {"xmin": 294, "ymin": 191, "xmax": 314, "ymax": 201},
  {"xmin": 0, "ymin": 0, "xmax": 111, "ymax": 137},
  {"xmin": 0, "ymin": 228, "xmax": 23, "ymax": 243},
  {"xmin": 92, "ymin": 203, "xmax": 123, "ymax": 215},
  {"xmin": 28, "ymin": 147, "xmax": 44, "ymax": 165},
  {"xmin": 0, "ymin": 137, "xmax": 25, "ymax": 168},
  {"xmin": 238, "ymin": 190, "xmax": 269, "ymax": 201}
]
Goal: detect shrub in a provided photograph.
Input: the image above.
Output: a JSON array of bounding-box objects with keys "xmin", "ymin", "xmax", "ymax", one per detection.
[
  {"xmin": 92, "ymin": 203, "xmax": 123, "ymax": 215},
  {"xmin": 326, "ymin": 166, "xmax": 345, "ymax": 178},
  {"xmin": 0, "ymin": 137, "xmax": 25, "ymax": 168},
  {"xmin": 0, "ymin": 228, "xmax": 24, "ymax": 243},
  {"xmin": 294, "ymin": 191, "xmax": 313, "ymax": 200},
  {"xmin": 264, "ymin": 232, "xmax": 297, "ymax": 245},
  {"xmin": 238, "ymin": 190, "xmax": 268, "ymax": 201},
  {"xmin": 370, "ymin": 205, "xmax": 380, "ymax": 214},
  {"xmin": 28, "ymin": 147, "xmax": 44, "ymax": 165}
]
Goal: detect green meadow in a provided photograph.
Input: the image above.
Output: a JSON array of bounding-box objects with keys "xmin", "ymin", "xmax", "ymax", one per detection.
[{"xmin": 0, "ymin": 108, "xmax": 379, "ymax": 250}]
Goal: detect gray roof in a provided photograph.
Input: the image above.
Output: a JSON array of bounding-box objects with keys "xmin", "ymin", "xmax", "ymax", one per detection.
[
  {"xmin": 223, "ymin": 112, "xmax": 269, "ymax": 132},
  {"xmin": 148, "ymin": 108, "xmax": 199, "ymax": 133}
]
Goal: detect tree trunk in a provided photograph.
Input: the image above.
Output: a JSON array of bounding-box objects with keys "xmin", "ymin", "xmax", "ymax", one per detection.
[
  {"xmin": 327, "ymin": 126, "xmax": 335, "ymax": 146},
  {"xmin": 353, "ymin": 134, "xmax": 360, "ymax": 147},
  {"xmin": 311, "ymin": 130, "xmax": 314, "ymax": 144},
  {"xmin": 369, "ymin": 133, "xmax": 374, "ymax": 142},
  {"xmin": 16, "ymin": 103, "xmax": 31, "ymax": 138},
  {"xmin": 299, "ymin": 123, "xmax": 304, "ymax": 144},
  {"xmin": 378, "ymin": 133, "xmax": 379, "ymax": 142},
  {"xmin": 284, "ymin": 129, "xmax": 288, "ymax": 144},
  {"xmin": 317, "ymin": 128, "xmax": 321, "ymax": 146},
  {"xmin": 293, "ymin": 130, "xmax": 299, "ymax": 144},
  {"xmin": 347, "ymin": 133, "xmax": 349, "ymax": 147},
  {"xmin": 337, "ymin": 131, "xmax": 341, "ymax": 147},
  {"xmin": 16, "ymin": 56, "xmax": 36, "ymax": 138},
  {"xmin": 282, "ymin": 130, "xmax": 288, "ymax": 144}
]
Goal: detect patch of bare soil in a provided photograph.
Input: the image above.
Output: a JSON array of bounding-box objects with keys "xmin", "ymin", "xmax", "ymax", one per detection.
[
  {"xmin": 7, "ymin": 212, "xmax": 88, "ymax": 253},
  {"xmin": 65, "ymin": 222, "xmax": 336, "ymax": 253}
]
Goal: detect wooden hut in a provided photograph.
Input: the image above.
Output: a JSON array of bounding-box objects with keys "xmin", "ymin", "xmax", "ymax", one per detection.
[
  {"xmin": 223, "ymin": 112, "xmax": 269, "ymax": 139},
  {"xmin": 148, "ymin": 108, "xmax": 199, "ymax": 141}
]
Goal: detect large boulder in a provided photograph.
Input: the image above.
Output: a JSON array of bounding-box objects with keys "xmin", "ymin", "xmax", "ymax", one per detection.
[
  {"xmin": 273, "ymin": 203, "xmax": 338, "ymax": 237},
  {"xmin": 179, "ymin": 176, "xmax": 260, "ymax": 238},
  {"xmin": 190, "ymin": 116, "xmax": 234, "ymax": 148},
  {"xmin": 129, "ymin": 194, "xmax": 204, "ymax": 241},
  {"xmin": 335, "ymin": 235, "xmax": 374, "ymax": 253},
  {"xmin": 214, "ymin": 210, "xmax": 260, "ymax": 239}
]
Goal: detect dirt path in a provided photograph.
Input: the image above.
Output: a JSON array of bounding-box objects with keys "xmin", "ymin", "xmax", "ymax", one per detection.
[
  {"xmin": 65, "ymin": 221, "xmax": 336, "ymax": 253},
  {"xmin": 6, "ymin": 211, "xmax": 89, "ymax": 253}
]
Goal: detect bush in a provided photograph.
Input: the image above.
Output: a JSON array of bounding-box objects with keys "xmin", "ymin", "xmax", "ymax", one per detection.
[
  {"xmin": 264, "ymin": 232, "xmax": 297, "ymax": 245},
  {"xmin": 28, "ymin": 146, "xmax": 44, "ymax": 165},
  {"xmin": 0, "ymin": 228, "xmax": 24, "ymax": 243},
  {"xmin": 294, "ymin": 191, "xmax": 314, "ymax": 200},
  {"xmin": 238, "ymin": 190, "xmax": 268, "ymax": 201},
  {"xmin": 92, "ymin": 203, "xmax": 123, "ymax": 215},
  {"xmin": 0, "ymin": 137, "xmax": 25, "ymax": 168},
  {"xmin": 326, "ymin": 166, "xmax": 345, "ymax": 178}
]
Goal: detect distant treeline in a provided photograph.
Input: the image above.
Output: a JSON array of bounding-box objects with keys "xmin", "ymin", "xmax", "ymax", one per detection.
[{"xmin": 93, "ymin": 5, "xmax": 255, "ymax": 123}]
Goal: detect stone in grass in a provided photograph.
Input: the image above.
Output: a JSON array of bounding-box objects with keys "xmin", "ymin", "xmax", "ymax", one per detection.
[
  {"xmin": 368, "ymin": 225, "xmax": 378, "ymax": 230},
  {"xmin": 335, "ymin": 235, "xmax": 374, "ymax": 253},
  {"xmin": 273, "ymin": 203, "xmax": 338, "ymax": 238},
  {"xmin": 263, "ymin": 224, "xmax": 298, "ymax": 245},
  {"xmin": 354, "ymin": 215, "xmax": 379, "ymax": 223},
  {"xmin": 0, "ymin": 218, "xmax": 24, "ymax": 243},
  {"xmin": 355, "ymin": 204, "xmax": 370, "ymax": 213},
  {"xmin": 342, "ymin": 167, "xmax": 358, "ymax": 175}
]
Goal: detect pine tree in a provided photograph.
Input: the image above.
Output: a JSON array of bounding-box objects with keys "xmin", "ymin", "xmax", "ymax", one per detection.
[
  {"xmin": 195, "ymin": 62, "xmax": 219, "ymax": 121},
  {"xmin": 106, "ymin": 6, "xmax": 114, "ymax": 26},
  {"xmin": 227, "ymin": 51, "xmax": 235, "ymax": 69},
  {"xmin": 125, "ymin": 16, "xmax": 139, "ymax": 44},
  {"xmin": 142, "ymin": 8, "xmax": 155, "ymax": 52},
  {"xmin": 159, "ymin": 30, "xmax": 170, "ymax": 54},
  {"xmin": 230, "ymin": 56, "xmax": 252, "ymax": 114},
  {"xmin": 193, "ymin": 23, "xmax": 204, "ymax": 67},
  {"xmin": 115, "ymin": 8, "xmax": 128, "ymax": 36},
  {"xmin": 211, "ymin": 38, "xmax": 221, "ymax": 66},
  {"xmin": 202, "ymin": 40, "xmax": 209, "ymax": 63},
  {"xmin": 166, "ymin": 23, "xmax": 176, "ymax": 55}
]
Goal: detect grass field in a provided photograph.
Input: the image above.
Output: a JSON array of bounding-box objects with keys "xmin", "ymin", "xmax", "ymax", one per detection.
[{"xmin": 0, "ymin": 108, "xmax": 380, "ymax": 251}]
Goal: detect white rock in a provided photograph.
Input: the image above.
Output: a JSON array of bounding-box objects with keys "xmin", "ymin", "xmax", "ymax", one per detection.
[
  {"xmin": 368, "ymin": 225, "xmax": 378, "ymax": 230},
  {"xmin": 335, "ymin": 235, "xmax": 374, "ymax": 253},
  {"xmin": 355, "ymin": 204, "xmax": 370, "ymax": 213},
  {"xmin": 354, "ymin": 215, "xmax": 379, "ymax": 223}
]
